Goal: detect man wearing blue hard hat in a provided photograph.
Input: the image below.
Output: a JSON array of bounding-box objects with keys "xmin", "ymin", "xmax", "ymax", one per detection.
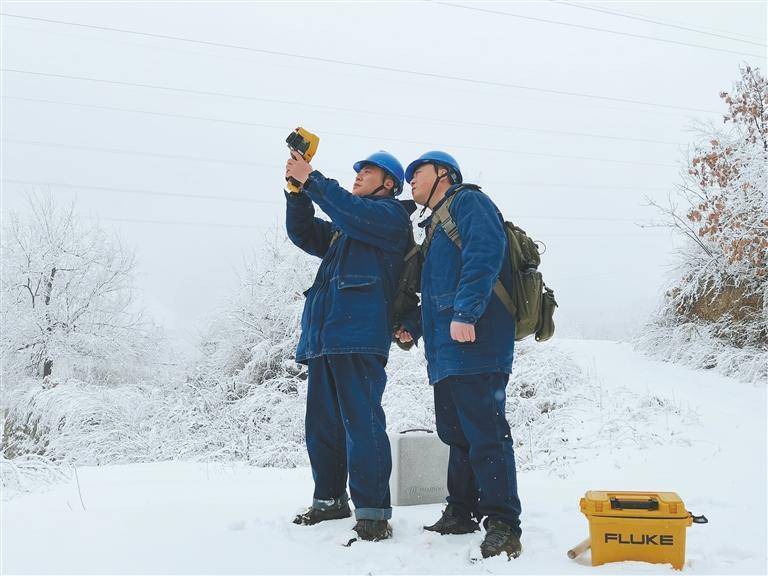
[
  {"xmin": 396, "ymin": 151, "xmax": 523, "ymax": 560},
  {"xmin": 284, "ymin": 149, "xmax": 412, "ymax": 543}
]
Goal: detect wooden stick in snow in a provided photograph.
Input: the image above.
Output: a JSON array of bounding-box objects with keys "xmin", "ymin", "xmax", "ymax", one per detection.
[{"xmin": 567, "ymin": 537, "xmax": 591, "ymax": 559}]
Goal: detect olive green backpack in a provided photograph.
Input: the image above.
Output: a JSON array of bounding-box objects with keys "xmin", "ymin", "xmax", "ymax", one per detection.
[{"xmin": 393, "ymin": 184, "xmax": 557, "ymax": 347}]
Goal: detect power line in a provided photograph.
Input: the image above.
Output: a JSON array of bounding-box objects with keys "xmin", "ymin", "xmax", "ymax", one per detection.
[
  {"xmin": 83, "ymin": 215, "xmax": 668, "ymax": 237},
  {"xmin": 0, "ymin": 13, "xmax": 726, "ymax": 114},
  {"xmin": 546, "ymin": 233, "xmax": 667, "ymax": 239},
  {"xmin": 517, "ymin": 214, "xmax": 645, "ymax": 223},
  {"xmin": 2, "ymin": 138, "xmax": 277, "ymax": 168},
  {"xmin": 555, "ymin": 269, "xmax": 644, "ymax": 282},
  {"xmin": 432, "ymin": 1, "xmax": 766, "ymax": 60},
  {"xmin": 552, "ymin": 0, "xmax": 767, "ymax": 48},
  {"xmin": 0, "ymin": 24, "xmax": 711, "ymax": 121},
  {"xmin": 90, "ymin": 215, "xmax": 267, "ymax": 231},
  {"xmin": 2, "ymin": 178, "xmax": 650, "ymax": 223},
  {"xmin": 553, "ymin": 1, "xmax": 768, "ymax": 44},
  {"xmin": 2, "ymin": 177, "xmax": 671, "ymax": 197},
  {"xmin": 2, "ymin": 67, "xmax": 357, "ymax": 109},
  {"xmin": 3, "ymin": 139, "xmax": 679, "ymax": 197},
  {"xmin": 1, "ymin": 179, "xmax": 282, "ymax": 205},
  {"xmin": 479, "ymin": 179, "xmax": 670, "ymax": 192},
  {"xmin": 2, "ymin": 93, "xmax": 682, "ymax": 147},
  {"xmin": 2, "ymin": 133, "xmax": 677, "ymax": 169}
]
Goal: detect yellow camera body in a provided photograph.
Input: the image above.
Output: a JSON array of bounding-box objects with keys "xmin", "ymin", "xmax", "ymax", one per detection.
[{"xmin": 285, "ymin": 127, "xmax": 319, "ymax": 193}]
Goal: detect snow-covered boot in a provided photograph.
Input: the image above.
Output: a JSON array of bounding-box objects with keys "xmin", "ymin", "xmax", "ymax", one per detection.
[
  {"xmin": 423, "ymin": 505, "xmax": 480, "ymax": 535},
  {"xmin": 351, "ymin": 519, "xmax": 393, "ymax": 541},
  {"xmin": 292, "ymin": 501, "xmax": 351, "ymax": 526},
  {"xmin": 480, "ymin": 518, "xmax": 522, "ymax": 559}
]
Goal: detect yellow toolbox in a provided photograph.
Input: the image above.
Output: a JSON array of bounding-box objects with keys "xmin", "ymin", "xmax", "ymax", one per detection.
[{"xmin": 578, "ymin": 491, "xmax": 708, "ymax": 570}]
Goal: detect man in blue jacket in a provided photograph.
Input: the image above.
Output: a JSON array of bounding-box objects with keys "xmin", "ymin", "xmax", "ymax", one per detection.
[
  {"xmin": 284, "ymin": 149, "xmax": 411, "ymax": 542},
  {"xmin": 395, "ymin": 151, "xmax": 523, "ymax": 559}
]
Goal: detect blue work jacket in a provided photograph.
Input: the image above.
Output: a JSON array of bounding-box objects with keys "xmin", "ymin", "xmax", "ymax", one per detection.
[
  {"xmin": 285, "ymin": 170, "xmax": 411, "ymax": 364},
  {"xmin": 403, "ymin": 185, "xmax": 515, "ymax": 384}
]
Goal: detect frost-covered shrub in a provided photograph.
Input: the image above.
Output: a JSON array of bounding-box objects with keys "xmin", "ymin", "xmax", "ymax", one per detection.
[
  {"xmin": 0, "ymin": 232, "xmax": 312, "ymax": 467},
  {"xmin": 635, "ymin": 320, "xmax": 767, "ymax": 384},
  {"xmin": 184, "ymin": 230, "xmax": 694, "ymax": 473},
  {"xmin": 0, "ymin": 454, "xmax": 71, "ymax": 499},
  {"xmin": 640, "ymin": 65, "xmax": 767, "ymax": 382},
  {"xmin": 384, "ymin": 340, "xmax": 594, "ymax": 473},
  {"xmin": 1, "ymin": 231, "xmax": 698, "ymax": 475},
  {"xmin": 183, "ymin": 234, "xmax": 605, "ymax": 470},
  {"xmin": 185, "ymin": 233, "xmax": 315, "ymax": 466},
  {"xmin": 3, "ymin": 372, "xmax": 185, "ymax": 463}
]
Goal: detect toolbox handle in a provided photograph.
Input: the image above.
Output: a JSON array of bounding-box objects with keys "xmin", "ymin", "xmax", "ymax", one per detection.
[
  {"xmin": 610, "ymin": 497, "xmax": 659, "ymax": 511},
  {"xmin": 399, "ymin": 428, "xmax": 434, "ymax": 434},
  {"xmin": 690, "ymin": 512, "xmax": 709, "ymax": 524}
]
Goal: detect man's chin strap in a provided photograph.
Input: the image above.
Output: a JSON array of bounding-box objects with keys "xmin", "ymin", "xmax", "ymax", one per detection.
[
  {"xmin": 419, "ymin": 163, "xmax": 447, "ymax": 217},
  {"xmin": 364, "ymin": 184, "xmax": 387, "ymax": 198},
  {"xmin": 363, "ymin": 174, "xmax": 396, "ymax": 198}
]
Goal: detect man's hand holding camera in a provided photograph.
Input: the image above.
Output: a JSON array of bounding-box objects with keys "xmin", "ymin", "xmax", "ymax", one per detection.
[{"xmin": 286, "ymin": 151, "xmax": 313, "ymax": 186}]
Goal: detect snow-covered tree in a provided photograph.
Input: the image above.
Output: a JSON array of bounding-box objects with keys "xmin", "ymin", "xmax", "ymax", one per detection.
[
  {"xmin": 1, "ymin": 192, "xmax": 160, "ymax": 389},
  {"xmin": 640, "ymin": 65, "xmax": 767, "ymax": 381},
  {"xmin": 186, "ymin": 233, "xmax": 314, "ymax": 466}
]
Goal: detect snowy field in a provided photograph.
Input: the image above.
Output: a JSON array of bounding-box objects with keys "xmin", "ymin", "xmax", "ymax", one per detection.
[{"xmin": 2, "ymin": 340, "xmax": 766, "ymax": 575}]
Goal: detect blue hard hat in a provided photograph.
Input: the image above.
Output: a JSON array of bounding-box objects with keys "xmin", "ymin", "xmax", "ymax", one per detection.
[
  {"xmin": 353, "ymin": 151, "xmax": 405, "ymax": 195},
  {"xmin": 404, "ymin": 151, "xmax": 462, "ymax": 185}
]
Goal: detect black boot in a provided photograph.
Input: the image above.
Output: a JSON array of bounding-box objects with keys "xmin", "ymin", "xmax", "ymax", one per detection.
[
  {"xmin": 424, "ymin": 505, "xmax": 480, "ymax": 535},
  {"xmin": 351, "ymin": 519, "xmax": 393, "ymax": 541},
  {"xmin": 480, "ymin": 518, "xmax": 522, "ymax": 559},
  {"xmin": 292, "ymin": 501, "xmax": 351, "ymax": 526}
]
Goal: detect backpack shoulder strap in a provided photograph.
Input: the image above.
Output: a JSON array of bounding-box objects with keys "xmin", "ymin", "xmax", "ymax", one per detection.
[
  {"xmin": 432, "ymin": 183, "xmax": 482, "ymax": 248},
  {"xmin": 492, "ymin": 276, "xmax": 517, "ymax": 317},
  {"xmin": 421, "ymin": 184, "xmax": 477, "ymax": 255},
  {"xmin": 436, "ymin": 202, "xmax": 461, "ymax": 247},
  {"xmin": 433, "ymin": 185, "xmax": 518, "ymax": 318},
  {"xmin": 403, "ymin": 226, "xmax": 420, "ymax": 261}
]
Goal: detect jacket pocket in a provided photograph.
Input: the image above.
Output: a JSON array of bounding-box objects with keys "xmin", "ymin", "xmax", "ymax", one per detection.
[
  {"xmin": 433, "ymin": 291, "xmax": 456, "ymax": 312},
  {"xmin": 336, "ymin": 275, "xmax": 378, "ymax": 290}
]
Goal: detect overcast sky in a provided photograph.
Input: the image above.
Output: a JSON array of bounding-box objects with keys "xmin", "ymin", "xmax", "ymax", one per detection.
[{"xmin": 2, "ymin": 1, "xmax": 766, "ymax": 349}]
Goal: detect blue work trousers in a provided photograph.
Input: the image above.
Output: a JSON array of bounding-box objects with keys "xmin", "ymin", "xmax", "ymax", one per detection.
[
  {"xmin": 434, "ymin": 372, "xmax": 522, "ymax": 534},
  {"xmin": 305, "ymin": 354, "xmax": 392, "ymax": 521}
]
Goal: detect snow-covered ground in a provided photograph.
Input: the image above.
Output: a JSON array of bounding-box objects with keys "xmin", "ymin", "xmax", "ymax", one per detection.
[{"xmin": 2, "ymin": 340, "xmax": 766, "ymax": 574}]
